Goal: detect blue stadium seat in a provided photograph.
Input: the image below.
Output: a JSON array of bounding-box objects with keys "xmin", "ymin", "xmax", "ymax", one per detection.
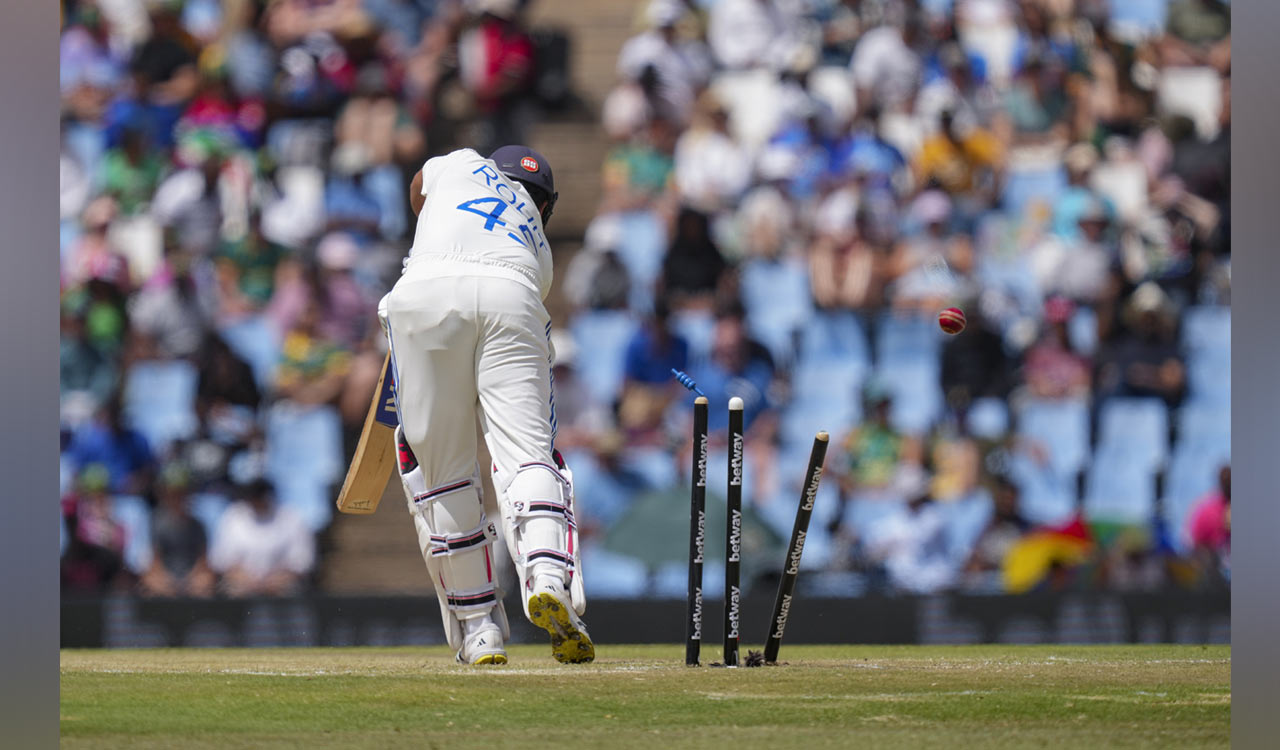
[
  {"xmin": 1016, "ymin": 397, "xmax": 1090, "ymax": 477},
  {"xmin": 842, "ymin": 495, "xmax": 903, "ymax": 536},
  {"xmin": 615, "ymin": 211, "xmax": 667, "ymax": 313},
  {"xmin": 875, "ymin": 313, "xmax": 939, "ymax": 368},
  {"xmin": 189, "ymin": 492, "xmax": 231, "ymax": 550},
  {"xmin": 742, "ymin": 256, "xmax": 813, "ymax": 365},
  {"xmin": 1176, "ymin": 402, "xmax": 1230, "ymax": 451},
  {"xmin": 1161, "ymin": 444, "xmax": 1229, "ymax": 554},
  {"xmin": 1186, "ymin": 348, "xmax": 1230, "ymax": 405},
  {"xmin": 265, "ymin": 404, "xmax": 344, "ymax": 530},
  {"xmin": 938, "ymin": 490, "xmax": 995, "ymax": 564},
  {"xmin": 1096, "ymin": 397, "xmax": 1169, "ymax": 470},
  {"xmin": 218, "ymin": 315, "xmax": 282, "ymax": 389},
  {"xmin": 581, "ymin": 544, "xmax": 650, "ymax": 598},
  {"xmin": 111, "ymin": 494, "xmax": 153, "ymax": 575},
  {"xmin": 1069, "ymin": 305, "xmax": 1098, "ymax": 357},
  {"xmin": 1007, "ymin": 450, "xmax": 1077, "ymax": 525},
  {"xmin": 880, "ymin": 360, "xmax": 943, "ymax": 435},
  {"xmin": 1106, "ymin": 0, "xmax": 1169, "ymax": 40},
  {"xmin": 966, "ymin": 397, "xmax": 1010, "ymax": 440},
  {"xmin": 977, "ymin": 257, "xmax": 1043, "ymax": 315},
  {"xmin": 569, "ymin": 310, "xmax": 638, "ymax": 406},
  {"xmin": 1083, "ymin": 447, "xmax": 1156, "ymax": 525},
  {"xmin": 1181, "ymin": 305, "xmax": 1230, "ymax": 355},
  {"xmin": 800, "ymin": 310, "xmax": 871, "ymax": 368},
  {"xmin": 123, "ymin": 360, "xmax": 199, "ymax": 453},
  {"xmin": 670, "ymin": 308, "xmax": 714, "ymax": 364},
  {"xmin": 558, "ymin": 449, "xmax": 632, "ymax": 528},
  {"xmin": 1001, "ymin": 163, "xmax": 1067, "ymax": 220}
]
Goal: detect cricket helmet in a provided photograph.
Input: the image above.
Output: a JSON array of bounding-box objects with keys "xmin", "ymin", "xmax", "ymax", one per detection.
[{"xmin": 489, "ymin": 145, "xmax": 558, "ymax": 226}]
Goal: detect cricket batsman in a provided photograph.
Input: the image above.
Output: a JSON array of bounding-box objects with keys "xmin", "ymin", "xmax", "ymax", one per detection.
[{"xmin": 380, "ymin": 145, "xmax": 592, "ymax": 665}]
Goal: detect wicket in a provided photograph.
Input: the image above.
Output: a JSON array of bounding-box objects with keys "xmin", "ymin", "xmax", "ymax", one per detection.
[
  {"xmin": 681, "ymin": 393, "xmax": 827, "ymax": 667},
  {"xmin": 764, "ymin": 432, "xmax": 828, "ymax": 663},
  {"xmin": 685, "ymin": 396, "xmax": 708, "ymax": 667},
  {"xmin": 724, "ymin": 397, "xmax": 744, "ymax": 667}
]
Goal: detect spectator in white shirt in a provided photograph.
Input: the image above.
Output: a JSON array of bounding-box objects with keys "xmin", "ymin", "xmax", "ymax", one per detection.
[
  {"xmin": 616, "ymin": 0, "xmax": 712, "ymax": 126},
  {"xmin": 708, "ymin": 0, "xmax": 789, "ymax": 71},
  {"xmin": 209, "ymin": 478, "xmax": 315, "ymax": 596},
  {"xmin": 673, "ymin": 91, "xmax": 752, "ymax": 212}
]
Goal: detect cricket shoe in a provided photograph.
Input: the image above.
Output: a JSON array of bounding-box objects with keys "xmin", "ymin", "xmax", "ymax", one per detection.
[
  {"xmin": 456, "ymin": 621, "xmax": 508, "ymax": 666},
  {"xmin": 527, "ymin": 576, "xmax": 595, "ymax": 664}
]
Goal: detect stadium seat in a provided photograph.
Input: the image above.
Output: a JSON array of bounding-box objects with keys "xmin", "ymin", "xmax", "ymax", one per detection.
[
  {"xmin": 875, "ymin": 313, "xmax": 940, "ymax": 368},
  {"xmin": 189, "ymin": 492, "xmax": 231, "ymax": 550},
  {"xmin": 879, "ymin": 360, "xmax": 943, "ymax": 435},
  {"xmin": 111, "ymin": 494, "xmax": 153, "ymax": 575},
  {"xmin": 1181, "ymin": 305, "xmax": 1231, "ymax": 355},
  {"xmin": 123, "ymin": 360, "xmax": 199, "ymax": 453},
  {"xmin": 742, "ymin": 256, "xmax": 813, "ymax": 366},
  {"xmin": 1096, "ymin": 397, "xmax": 1169, "ymax": 470},
  {"xmin": 671, "ymin": 308, "xmax": 714, "ymax": 364},
  {"xmin": 614, "ymin": 211, "xmax": 667, "ymax": 313},
  {"xmin": 977, "ymin": 256, "xmax": 1043, "ymax": 314},
  {"xmin": 1001, "ymin": 162, "xmax": 1067, "ymax": 220},
  {"xmin": 1016, "ymin": 397, "xmax": 1090, "ymax": 477},
  {"xmin": 1007, "ymin": 450, "xmax": 1077, "ymax": 525},
  {"xmin": 218, "ymin": 315, "xmax": 282, "ymax": 390},
  {"xmin": 966, "ymin": 397, "xmax": 1010, "ymax": 440},
  {"xmin": 1082, "ymin": 448, "xmax": 1156, "ymax": 525},
  {"xmin": 1186, "ymin": 347, "xmax": 1230, "ymax": 405},
  {"xmin": 1161, "ymin": 444, "xmax": 1230, "ymax": 555},
  {"xmin": 265, "ymin": 404, "xmax": 344, "ymax": 531},
  {"xmin": 1105, "ymin": 0, "xmax": 1169, "ymax": 43},
  {"xmin": 1069, "ymin": 305, "xmax": 1098, "ymax": 357},
  {"xmin": 569, "ymin": 310, "xmax": 637, "ymax": 407},
  {"xmin": 938, "ymin": 490, "xmax": 995, "ymax": 565},
  {"xmin": 800, "ymin": 310, "xmax": 871, "ymax": 368},
  {"xmin": 1176, "ymin": 402, "xmax": 1230, "ymax": 451}
]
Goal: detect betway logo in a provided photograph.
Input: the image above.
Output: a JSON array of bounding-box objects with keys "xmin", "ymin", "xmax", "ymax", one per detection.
[
  {"xmin": 727, "ymin": 509, "xmax": 742, "ymax": 562},
  {"xmin": 730, "ymin": 435, "xmax": 743, "ymax": 486},
  {"xmin": 693, "ymin": 511, "xmax": 705, "ymax": 564},
  {"xmin": 801, "ymin": 465, "xmax": 822, "ymax": 511},
  {"xmin": 727, "ymin": 585, "xmax": 740, "ymax": 638},
  {"xmin": 771, "ymin": 593, "xmax": 792, "ymax": 639},
  {"xmin": 785, "ymin": 530, "xmax": 807, "ymax": 575},
  {"xmin": 696, "ymin": 434, "xmax": 708, "ymax": 488},
  {"xmin": 691, "ymin": 588, "xmax": 702, "ymax": 639}
]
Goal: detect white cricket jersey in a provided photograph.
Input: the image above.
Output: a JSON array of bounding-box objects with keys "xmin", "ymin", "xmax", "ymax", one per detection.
[{"xmin": 407, "ymin": 148, "xmax": 554, "ymax": 300}]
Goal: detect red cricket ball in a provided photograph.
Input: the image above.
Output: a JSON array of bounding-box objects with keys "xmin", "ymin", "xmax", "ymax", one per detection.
[{"xmin": 938, "ymin": 307, "xmax": 966, "ymax": 335}]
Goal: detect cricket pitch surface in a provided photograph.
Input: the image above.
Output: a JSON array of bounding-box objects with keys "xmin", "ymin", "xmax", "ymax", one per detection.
[{"xmin": 61, "ymin": 644, "xmax": 1229, "ymax": 748}]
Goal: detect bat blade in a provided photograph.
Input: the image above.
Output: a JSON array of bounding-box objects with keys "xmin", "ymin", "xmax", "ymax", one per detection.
[{"xmin": 335, "ymin": 352, "xmax": 398, "ymax": 514}]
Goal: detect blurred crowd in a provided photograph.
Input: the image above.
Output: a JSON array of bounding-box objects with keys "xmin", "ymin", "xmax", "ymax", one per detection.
[
  {"xmin": 556, "ymin": 0, "xmax": 1231, "ymax": 598},
  {"xmin": 58, "ymin": 0, "xmax": 560, "ymax": 596},
  {"xmin": 58, "ymin": 0, "xmax": 1232, "ymax": 602}
]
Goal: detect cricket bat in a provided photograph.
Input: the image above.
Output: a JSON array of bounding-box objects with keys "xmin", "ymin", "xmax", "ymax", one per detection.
[{"xmin": 336, "ymin": 352, "xmax": 399, "ymax": 514}]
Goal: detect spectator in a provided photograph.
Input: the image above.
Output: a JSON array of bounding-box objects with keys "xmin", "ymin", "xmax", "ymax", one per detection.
[
  {"xmin": 61, "ymin": 464, "xmax": 126, "ymax": 594},
  {"xmin": 619, "ymin": 298, "xmax": 690, "ymax": 439},
  {"xmin": 458, "ymin": 0, "xmax": 537, "ymax": 154},
  {"xmin": 913, "ymin": 109, "xmax": 1003, "ymax": 200},
  {"xmin": 213, "ymin": 217, "xmax": 287, "ymax": 320},
  {"xmin": 862, "ymin": 467, "xmax": 957, "ymax": 594},
  {"xmin": 274, "ymin": 299, "xmax": 353, "ymax": 407},
  {"xmin": 940, "ymin": 301, "xmax": 1015, "ymax": 407},
  {"xmin": 1186, "ymin": 464, "xmax": 1230, "ymax": 576},
  {"xmin": 209, "ymin": 478, "xmax": 316, "ymax": 596},
  {"xmin": 1023, "ymin": 297, "xmax": 1092, "ymax": 400},
  {"xmin": 138, "ymin": 463, "xmax": 216, "ymax": 597},
  {"xmin": 64, "ymin": 197, "xmax": 131, "ymax": 292},
  {"xmin": 128, "ymin": 244, "xmax": 208, "ymax": 359},
  {"xmin": 691, "ymin": 302, "xmax": 778, "ymax": 436},
  {"xmin": 964, "ymin": 475, "xmax": 1030, "ymax": 586},
  {"xmin": 673, "ymin": 91, "xmax": 751, "ymax": 211},
  {"xmin": 1096, "ymin": 282, "xmax": 1186, "ymax": 407},
  {"xmin": 617, "ymin": 0, "xmax": 712, "ymax": 127},
  {"xmin": 707, "ymin": 0, "xmax": 789, "ymax": 71},
  {"xmin": 834, "ymin": 385, "xmax": 922, "ymax": 504},
  {"xmin": 65, "ymin": 394, "xmax": 155, "ymax": 496},
  {"xmin": 660, "ymin": 206, "xmax": 727, "ymax": 306}
]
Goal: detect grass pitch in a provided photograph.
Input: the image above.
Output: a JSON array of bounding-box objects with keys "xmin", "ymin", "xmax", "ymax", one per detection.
[{"xmin": 61, "ymin": 644, "xmax": 1229, "ymax": 749}]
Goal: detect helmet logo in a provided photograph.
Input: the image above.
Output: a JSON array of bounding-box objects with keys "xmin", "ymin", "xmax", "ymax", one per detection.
[{"xmin": 520, "ymin": 156, "xmax": 539, "ymax": 172}]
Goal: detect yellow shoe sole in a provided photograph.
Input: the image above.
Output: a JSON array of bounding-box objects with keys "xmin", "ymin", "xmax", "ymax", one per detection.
[
  {"xmin": 527, "ymin": 592, "xmax": 595, "ymax": 664},
  {"xmin": 472, "ymin": 653, "xmax": 508, "ymax": 666}
]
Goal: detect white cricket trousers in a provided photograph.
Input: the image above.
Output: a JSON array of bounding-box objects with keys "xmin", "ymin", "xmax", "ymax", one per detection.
[
  {"xmin": 382, "ymin": 270, "xmax": 572, "ymax": 643},
  {"xmin": 383, "ymin": 272, "xmax": 555, "ymax": 494}
]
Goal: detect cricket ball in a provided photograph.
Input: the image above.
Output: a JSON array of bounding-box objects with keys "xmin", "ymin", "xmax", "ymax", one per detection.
[{"xmin": 938, "ymin": 307, "xmax": 966, "ymax": 335}]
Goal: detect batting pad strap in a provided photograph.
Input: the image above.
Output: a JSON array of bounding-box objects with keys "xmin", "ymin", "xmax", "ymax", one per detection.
[
  {"xmin": 429, "ymin": 522, "xmax": 499, "ymax": 558},
  {"xmin": 444, "ymin": 584, "xmax": 499, "ymax": 613},
  {"xmin": 412, "ymin": 477, "xmax": 474, "ymax": 506},
  {"xmin": 511, "ymin": 497, "xmax": 573, "ymax": 523},
  {"xmin": 525, "ymin": 548, "xmax": 574, "ymax": 571}
]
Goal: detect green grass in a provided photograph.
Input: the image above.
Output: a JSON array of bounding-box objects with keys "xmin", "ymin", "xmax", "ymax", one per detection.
[{"xmin": 61, "ymin": 644, "xmax": 1229, "ymax": 749}]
